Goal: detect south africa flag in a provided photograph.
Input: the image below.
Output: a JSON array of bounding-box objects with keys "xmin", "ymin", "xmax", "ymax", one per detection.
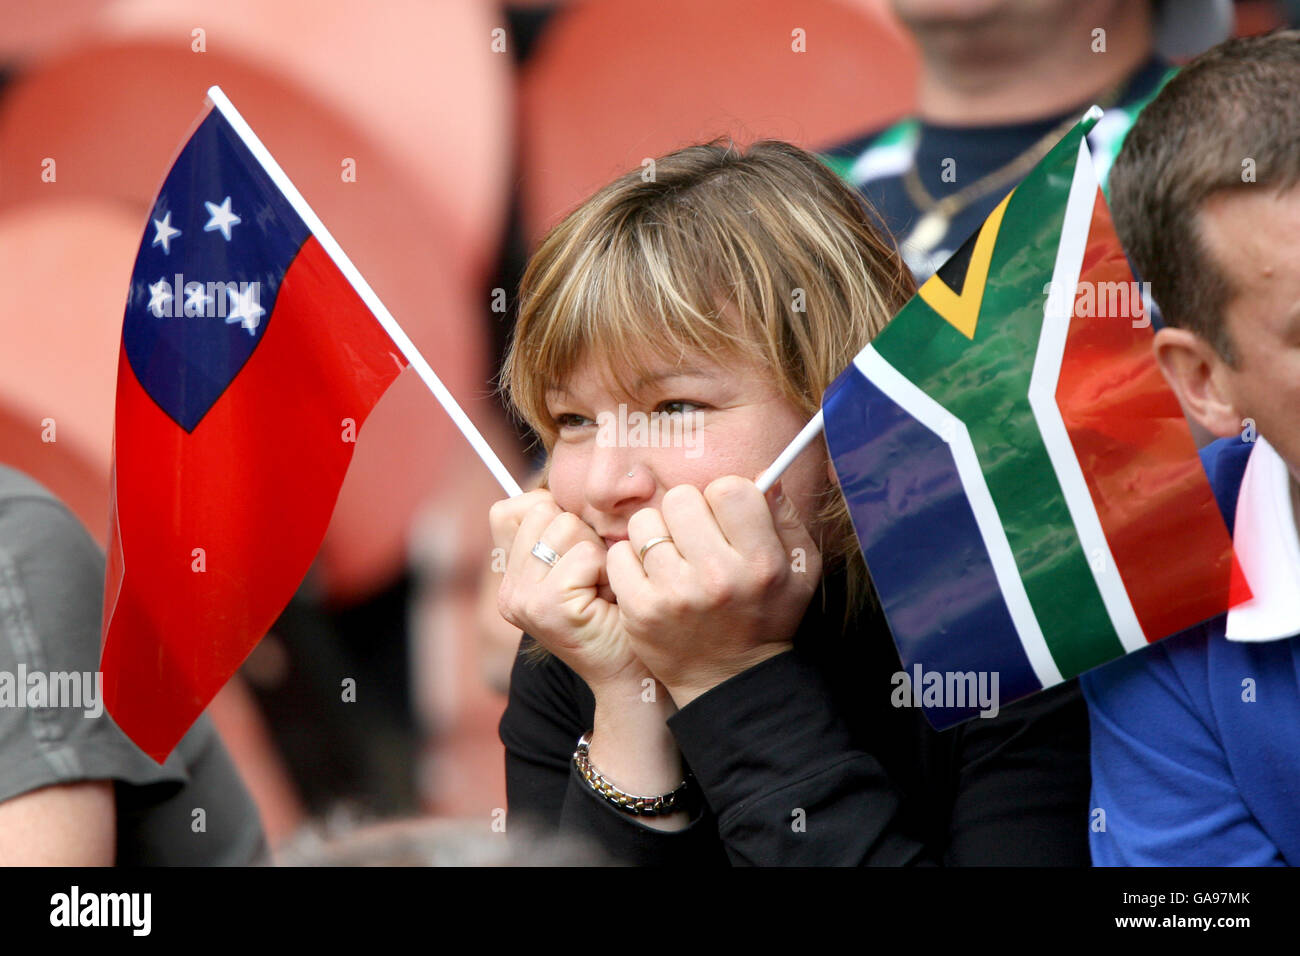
[{"xmin": 824, "ymin": 115, "xmax": 1249, "ymax": 729}]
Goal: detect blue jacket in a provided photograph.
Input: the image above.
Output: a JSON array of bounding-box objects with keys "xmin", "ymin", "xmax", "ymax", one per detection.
[{"xmin": 1081, "ymin": 437, "xmax": 1300, "ymax": 865}]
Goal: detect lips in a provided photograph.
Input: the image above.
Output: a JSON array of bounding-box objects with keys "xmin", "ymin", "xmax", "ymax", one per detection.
[{"xmin": 601, "ymin": 536, "xmax": 628, "ymax": 549}]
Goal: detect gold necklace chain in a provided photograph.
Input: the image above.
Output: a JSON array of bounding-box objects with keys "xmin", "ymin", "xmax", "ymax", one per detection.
[
  {"xmin": 902, "ymin": 114, "xmax": 1073, "ymax": 215},
  {"xmin": 901, "ymin": 83, "xmax": 1124, "ymax": 257}
]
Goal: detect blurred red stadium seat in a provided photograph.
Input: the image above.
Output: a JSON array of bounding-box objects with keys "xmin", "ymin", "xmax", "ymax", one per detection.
[
  {"xmin": 92, "ymin": 0, "xmax": 514, "ymax": 283},
  {"xmin": 517, "ymin": 0, "xmax": 918, "ymax": 245},
  {"xmin": 0, "ymin": 200, "xmax": 134, "ymax": 543},
  {"xmin": 0, "ymin": 0, "xmax": 112, "ymax": 60}
]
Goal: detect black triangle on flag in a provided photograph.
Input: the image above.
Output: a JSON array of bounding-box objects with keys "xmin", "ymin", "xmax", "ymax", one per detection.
[{"xmin": 932, "ymin": 224, "xmax": 980, "ymax": 298}]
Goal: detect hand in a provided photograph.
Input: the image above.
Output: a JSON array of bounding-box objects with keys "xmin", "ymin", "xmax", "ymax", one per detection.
[
  {"xmin": 606, "ymin": 476, "xmax": 822, "ymax": 707},
  {"xmin": 489, "ymin": 490, "xmax": 643, "ymax": 690}
]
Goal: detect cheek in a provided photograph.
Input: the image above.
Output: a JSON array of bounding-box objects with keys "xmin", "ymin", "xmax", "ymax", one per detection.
[
  {"xmin": 705, "ymin": 423, "xmax": 828, "ymax": 521},
  {"xmin": 1230, "ymin": 346, "xmax": 1300, "ymax": 424},
  {"xmin": 544, "ymin": 447, "xmax": 587, "ymax": 512},
  {"xmin": 659, "ymin": 454, "xmax": 735, "ymax": 492},
  {"xmin": 1241, "ymin": 357, "xmax": 1300, "ymax": 456}
]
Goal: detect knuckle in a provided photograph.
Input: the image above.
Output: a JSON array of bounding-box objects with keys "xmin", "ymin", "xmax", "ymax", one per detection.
[
  {"xmin": 522, "ymin": 594, "xmax": 550, "ymax": 627},
  {"xmin": 488, "ymin": 499, "xmax": 518, "ymax": 537},
  {"xmin": 530, "ymin": 500, "xmax": 561, "ymax": 525},
  {"xmin": 620, "ymin": 598, "xmax": 653, "ymax": 631},
  {"xmin": 752, "ymin": 554, "xmax": 785, "ymax": 590},
  {"xmin": 705, "ymin": 474, "xmax": 749, "ymax": 503},
  {"xmin": 567, "ymin": 539, "xmax": 597, "ymax": 564},
  {"xmin": 661, "ymin": 483, "xmax": 700, "ymax": 514},
  {"xmin": 497, "ymin": 588, "xmax": 519, "ymax": 626},
  {"xmin": 699, "ymin": 567, "xmax": 735, "ymax": 605},
  {"xmin": 665, "ymin": 588, "xmax": 694, "ymax": 616},
  {"xmin": 548, "ymin": 511, "xmax": 585, "ymax": 543},
  {"xmin": 628, "ymin": 507, "xmax": 659, "ymax": 537}
]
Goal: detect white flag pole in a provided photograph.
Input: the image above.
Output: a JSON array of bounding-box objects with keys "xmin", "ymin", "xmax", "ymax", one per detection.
[
  {"xmin": 755, "ymin": 410, "xmax": 824, "ymax": 494},
  {"xmin": 204, "ymin": 85, "xmax": 524, "ymax": 498}
]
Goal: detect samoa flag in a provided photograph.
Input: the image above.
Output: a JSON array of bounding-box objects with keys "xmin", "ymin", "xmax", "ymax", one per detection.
[
  {"xmin": 823, "ymin": 115, "xmax": 1250, "ymax": 730},
  {"xmin": 101, "ymin": 89, "xmax": 408, "ymax": 761}
]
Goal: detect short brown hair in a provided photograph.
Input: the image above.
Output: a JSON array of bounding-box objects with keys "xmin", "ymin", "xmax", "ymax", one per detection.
[
  {"xmin": 1109, "ymin": 30, "xmax": 1300, "ymax": 363},
  {"xmin": 500, "ymin": 138, "xmax": 914, "ymax": 618}
]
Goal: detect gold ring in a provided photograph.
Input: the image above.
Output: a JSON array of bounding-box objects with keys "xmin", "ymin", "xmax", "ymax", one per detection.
[{"xmin": 638, "ymin": 535, "xmax": 674, "ymax": 562}]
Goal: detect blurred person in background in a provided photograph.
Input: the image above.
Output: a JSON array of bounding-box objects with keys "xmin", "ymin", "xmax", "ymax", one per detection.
[
  {"xmin": 0, "ymin": 465, "xmax": 265, "ymax": 864},
  {"xmin": 821, "ymin": 0, "xmax": 1234, "ymax": 282},
  {"xmin": 491, "ymin": 139, "xmax": 1093, "ymax": 865}
]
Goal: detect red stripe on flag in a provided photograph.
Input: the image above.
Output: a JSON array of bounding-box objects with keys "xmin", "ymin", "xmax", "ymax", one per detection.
[
  {"xmin": 101, "ymin": 235, "xmax": 406, "ymax": 761},
  {"xmin": 1054, "ymin": 192, "xmax": 1246, "ymax": 643}
]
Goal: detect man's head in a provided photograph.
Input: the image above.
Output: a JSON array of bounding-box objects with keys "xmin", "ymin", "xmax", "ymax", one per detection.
[
  {"xmin": 1109, "ymin": 31, "xmax": 1300, "ymax": 472},
  {"xmin": 888, "ymin": 0, "xmax": 1154, "ymax": 75}
]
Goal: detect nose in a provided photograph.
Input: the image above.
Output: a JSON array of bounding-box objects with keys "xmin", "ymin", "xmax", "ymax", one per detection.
[{"xmin": 584, "ymin": 438, "xmax": 656, "ymax": 517}]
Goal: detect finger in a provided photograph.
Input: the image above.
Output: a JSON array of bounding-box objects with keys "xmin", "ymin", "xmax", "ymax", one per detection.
[
  {"xmin": 606, "ymin": 538, "xmax": 654, "ymax": 610},
  {"xmin": 489, "ymin": 489, "xmax": 558, "ymax": 554},
  {"xmin": 508, "ymin": 499, "xmax": 565, "ymax": 587},
  {"xmin": 703, "ymin": 475, "xmax": 783, "ymax": 558},
  {"xmin": 545, "ymin": 538, "xmax": 609, "ymax": 606},
  {"xmin": 512, "ymin": 539, "xmax": 608, "ymax": 642},
  {"xmin": 542, "ymin": 511, "xmax": 611, "ymax": 590},
  {"xmin": 657, "ymin": 483, "xmax": 731, "ymax": 567},
  {"xmin": 626, "ymin": 506, "xmax": 681, "ymax": 574},
  {"xmin": 763, "ymin": 480, "xmax": 821, "ymax": 583}
]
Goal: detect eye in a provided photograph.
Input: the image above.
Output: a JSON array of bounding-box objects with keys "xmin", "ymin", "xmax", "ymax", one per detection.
[
  {"xmin": 657, "ymin": 400, "xmax": 704, "ymax": 416},
  {"xmin": 552, "ymin": 412, "xmax": 592, "ymax": 430}
]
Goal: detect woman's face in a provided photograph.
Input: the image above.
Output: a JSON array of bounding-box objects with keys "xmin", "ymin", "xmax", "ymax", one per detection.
[{"xmin": 544, "ymin": 347, "xmax": 831, "ymax": 550}]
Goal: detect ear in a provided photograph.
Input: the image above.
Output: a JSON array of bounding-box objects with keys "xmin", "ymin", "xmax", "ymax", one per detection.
[{"xmin": 1152, "ymin": 326, "xmax": 1242, "ymax": 438}]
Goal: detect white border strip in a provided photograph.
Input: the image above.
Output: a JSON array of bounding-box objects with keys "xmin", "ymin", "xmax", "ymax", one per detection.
[
  {"xmin": 854, "ymin": 345, "xmax": 1063, "ymax": 688},
  {"xmin": 204, "ymin": 86, "xmax": 523, "ymax": 498},
  {"xmin": 1027, "ymin": 137, "xmax": 1146, "ymax": 653}
]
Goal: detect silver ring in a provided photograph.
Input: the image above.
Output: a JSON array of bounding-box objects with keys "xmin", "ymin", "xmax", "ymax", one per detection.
[
  {"xmin": 638, "ymin": 535, "xmax": 674, "ymax": 563},
  {"xmin": 530, "ymin": 540, "xmax": 560, "ymax": 568}
]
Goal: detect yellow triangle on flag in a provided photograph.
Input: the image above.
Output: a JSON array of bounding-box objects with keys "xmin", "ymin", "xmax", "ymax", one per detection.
[{"xmin": 917, "ymin": 190, "xmax": 1014, "ymax": 340}]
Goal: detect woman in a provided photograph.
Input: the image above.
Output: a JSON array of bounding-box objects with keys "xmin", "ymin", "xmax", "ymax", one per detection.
[{"xmin": 490, "ymin": 139, "xmax": 1090, "ymax": 865}]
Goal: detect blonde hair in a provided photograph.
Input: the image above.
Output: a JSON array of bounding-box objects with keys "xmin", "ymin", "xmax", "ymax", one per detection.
[{"xmin": 500, "ymin": 138, "xmax": 915, "ymax": 623}]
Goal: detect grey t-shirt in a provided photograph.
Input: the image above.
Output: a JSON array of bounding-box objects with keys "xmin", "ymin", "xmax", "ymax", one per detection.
[{"xmin": 0, "ymin": 465, "xmax": 267, "ymax": 865}]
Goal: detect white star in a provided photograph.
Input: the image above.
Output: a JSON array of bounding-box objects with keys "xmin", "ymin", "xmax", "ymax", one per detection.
[
  {"xmin": 203, "ymin": 196, "xmax": 242, "ymax": 241},
  {"xmin": 225, "ymin": 284, "xmax": 265, "ymax": 335},
  {"xmin": 147, "ymin": 278, "xmax": 173, "ymax": 317},
  {"xmin": 184, "ymin": 283, "xmax": 213, "ymax": 315},
  {"xmin": 151, "ymin": 211, "xmax": 182, "ymax": 254}
]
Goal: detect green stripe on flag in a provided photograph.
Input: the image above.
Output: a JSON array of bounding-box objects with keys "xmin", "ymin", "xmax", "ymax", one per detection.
[{"xmin": 871, "ymin": 124, "xmax": 1125, "ymax": 678}]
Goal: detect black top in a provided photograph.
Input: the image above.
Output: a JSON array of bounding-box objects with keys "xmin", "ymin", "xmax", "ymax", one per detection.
[{"xmin": 499, "ymin": 565, "xmax": 1091, "ymax": 866}]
